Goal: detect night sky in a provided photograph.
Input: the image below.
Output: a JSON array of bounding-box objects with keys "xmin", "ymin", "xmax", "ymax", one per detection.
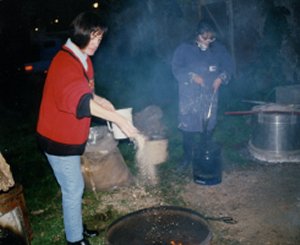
[{"xmin": 1, "ymin": 0, "xmax": 300, "ymax": 108}]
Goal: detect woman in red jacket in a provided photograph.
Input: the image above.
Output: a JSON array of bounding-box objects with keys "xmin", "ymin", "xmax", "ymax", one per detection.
[{"xmin": 37, "ymin": 12, "xmax": 138, "ymax": 245}]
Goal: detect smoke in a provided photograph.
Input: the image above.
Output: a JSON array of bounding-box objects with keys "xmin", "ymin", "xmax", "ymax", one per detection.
[
  {"xmin": 93, "ymin": 0, "xmax": 198, "ymax": 111},
  {"xmin": 93, "ymin": 0, "xmax": 300, "ymax": 110}
]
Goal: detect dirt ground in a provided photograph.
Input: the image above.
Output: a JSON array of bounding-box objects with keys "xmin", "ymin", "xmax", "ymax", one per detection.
[
  {"xmin": 181, "ymin": 163, "xmax": 300, "ymax": 245},
  {"xmin": 95, "ymin": 153, "xmax": 300, "ymax": 245}
]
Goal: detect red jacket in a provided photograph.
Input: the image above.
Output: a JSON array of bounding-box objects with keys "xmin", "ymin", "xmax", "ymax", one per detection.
[{"xmin": 37, "ymin": 46, "xmax": 94, "ymax": 155}]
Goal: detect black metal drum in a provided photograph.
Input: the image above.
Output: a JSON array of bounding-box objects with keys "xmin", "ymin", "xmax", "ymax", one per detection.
[{"xmin": 193, "ymin": 141, "xmax": 222, "ymax": 185}]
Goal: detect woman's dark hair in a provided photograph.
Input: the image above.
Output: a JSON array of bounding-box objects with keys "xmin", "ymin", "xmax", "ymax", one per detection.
[
  {"xmin": 196, "ymin": 20, "xmax": 216, "ymax": 37},
  {"xmin": 70, "ymin": 11, "xmax": 108, "ymax": 49}
]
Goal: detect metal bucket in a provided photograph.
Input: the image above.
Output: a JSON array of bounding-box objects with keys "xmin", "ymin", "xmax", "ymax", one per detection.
[
  {"xmin": 193, "ymin": 141, "xmax": 222, "ymax": 185},
  {"xmin": 249, "ymin": 104, "xmax": 300, "ymax": 163}
]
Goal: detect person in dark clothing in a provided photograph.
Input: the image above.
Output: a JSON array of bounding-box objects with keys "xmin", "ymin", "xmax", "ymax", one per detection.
[{"xmin": 171, "ymin": 21, "xmax": 234, "ymax": 172}]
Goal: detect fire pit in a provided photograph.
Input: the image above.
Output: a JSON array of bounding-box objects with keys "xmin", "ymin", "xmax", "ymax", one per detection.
[{"xmin": 106, "ymin": 206, "xmax": 212, "ymax": 245}]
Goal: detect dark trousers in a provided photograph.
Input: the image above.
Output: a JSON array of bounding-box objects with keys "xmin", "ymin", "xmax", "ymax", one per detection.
[
  {"xmin": 181, "ymin": 130, "xmax": 213, "ymax": 163},
  {"xmin": 182, "ymin": 131, "xmax": 196, "ymax": 163}
]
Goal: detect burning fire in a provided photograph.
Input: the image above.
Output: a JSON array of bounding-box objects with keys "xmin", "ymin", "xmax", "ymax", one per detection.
[{"xmin": 170, "ymin": 241, "xmax": 183, "ymax": 245}]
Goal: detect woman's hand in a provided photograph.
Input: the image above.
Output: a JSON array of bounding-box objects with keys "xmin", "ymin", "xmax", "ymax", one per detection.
[
  {"xmin": 212, "ymin": 77, "xmax": 222, "ymax": 92},
  {"xmin": 90, "ymin": 99, "xmax": 139, "ymax": 139},
  {"xmin": 189, "ymin": 72, "xmax": 204, "ymax": 86},
  {"xmin": 114, "ymin": 115, "xmax": 140, "ymax": 140}
]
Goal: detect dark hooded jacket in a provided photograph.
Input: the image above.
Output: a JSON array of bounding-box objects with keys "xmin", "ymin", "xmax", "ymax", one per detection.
[{"xmin": 172, "ymin": 40, "xmax": 234, "ymax": 132}]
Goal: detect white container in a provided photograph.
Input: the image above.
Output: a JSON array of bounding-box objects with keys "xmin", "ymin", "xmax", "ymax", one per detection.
[{"xmin": 107, "ymin": 108, "xmax": 133, "ymax": 140}]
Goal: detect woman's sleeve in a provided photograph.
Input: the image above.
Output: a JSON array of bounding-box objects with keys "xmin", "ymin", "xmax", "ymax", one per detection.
[
  {"xmin": 171, "ymin": 44, "xmax": 191, "ymax": 83},
  {"xmin": 76, "ymin": 93, "xmax": 93, "ymax": 118}
]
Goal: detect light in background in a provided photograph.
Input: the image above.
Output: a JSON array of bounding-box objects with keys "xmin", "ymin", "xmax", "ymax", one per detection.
[{"xmin": 93, "ymin": 2, "xmax": 99, "ymax": 9}]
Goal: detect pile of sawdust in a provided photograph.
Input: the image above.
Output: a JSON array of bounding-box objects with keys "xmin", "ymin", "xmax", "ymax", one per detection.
[{"xmin": 95, "ymin": 185, "xmax": 166, "ymax": 214}]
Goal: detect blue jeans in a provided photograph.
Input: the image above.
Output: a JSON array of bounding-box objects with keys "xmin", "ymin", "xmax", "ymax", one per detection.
[{"xmin": 45, "ymin": 153, "xmax": 84, "ymax": 242}]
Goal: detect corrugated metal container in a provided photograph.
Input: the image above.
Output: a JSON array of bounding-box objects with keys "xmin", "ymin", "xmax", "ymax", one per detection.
[{"xmin": 248, "ymin": 104, "xmax": 300, "ymax": 163}]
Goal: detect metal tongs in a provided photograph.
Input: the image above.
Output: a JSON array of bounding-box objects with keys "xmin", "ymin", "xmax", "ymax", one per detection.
[
  {"xmin": 207, "ymin": 91, "xmax": 216, "ymax": 120},
  {"xmin": 203, "ymin": 91, "xmax": 216, "ymax": 132},
  {"xmin": 204, "ymin": 215, "xmax": 238, "ymax": 224},
  {"xmin": 197, "ymin": 209, "xmax": 238, "ymax": 224}
]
